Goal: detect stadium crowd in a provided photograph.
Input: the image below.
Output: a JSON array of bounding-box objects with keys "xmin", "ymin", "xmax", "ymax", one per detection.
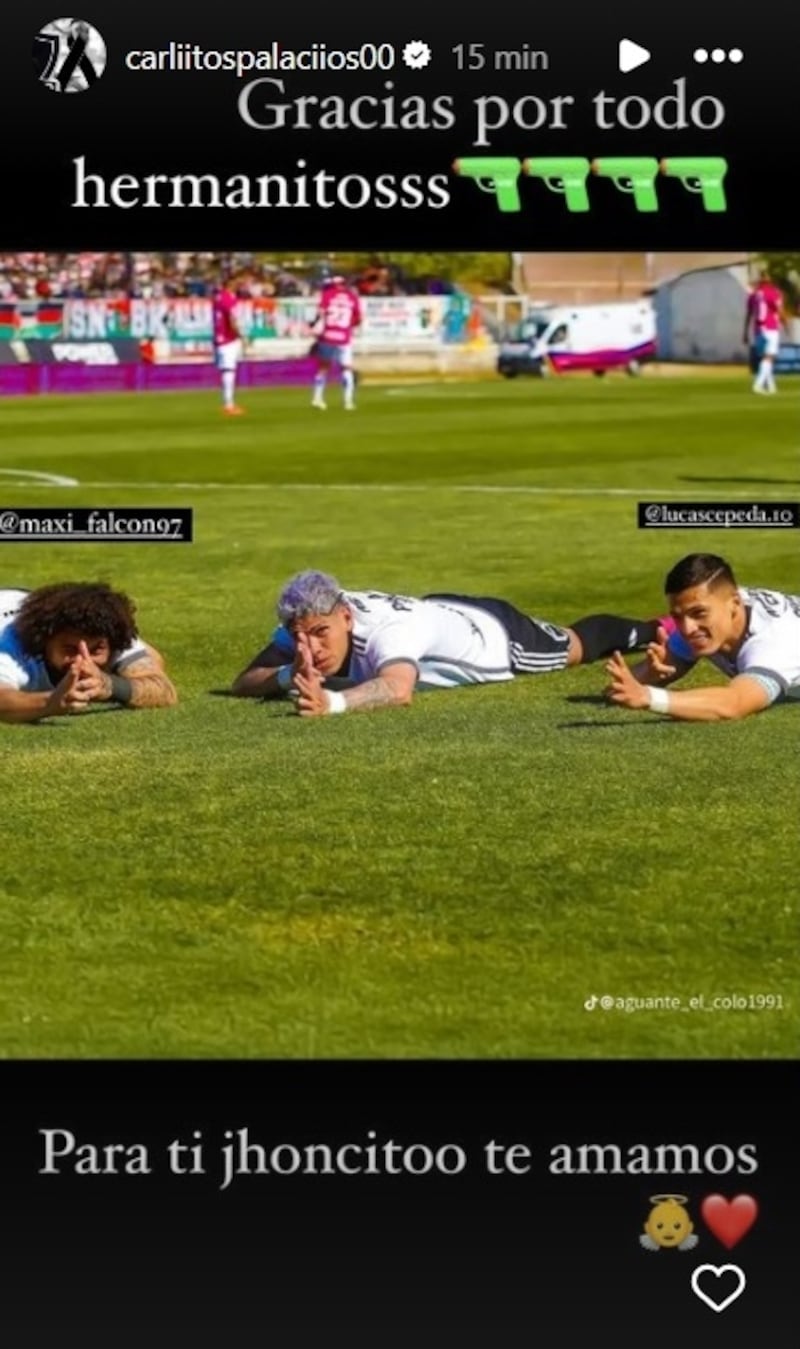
[{"xmin": 0, "ymin": 252, "xmax": 455, "ymax": 302}]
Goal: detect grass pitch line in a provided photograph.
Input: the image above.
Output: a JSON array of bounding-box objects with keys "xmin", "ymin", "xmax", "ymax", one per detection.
[
  {"xmin": 54, "ymin": 480, "xmax": 800, "ymax": 500},
  {"xmin": 0, "ymin": 468, "xmax": 79, "ymax": 486}
]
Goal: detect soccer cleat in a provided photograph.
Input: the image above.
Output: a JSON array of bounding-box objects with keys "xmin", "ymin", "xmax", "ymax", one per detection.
[
  {"xmin": 312, "ymin": 399, "xmax": 327, "ymax": 410},
  {"xmin": 655, "ymin": 616, "xmax": 677, "ymax": 637},
  {"xmin": 223, "ymin": 404, "xmax": 245, "ymax": 416}
]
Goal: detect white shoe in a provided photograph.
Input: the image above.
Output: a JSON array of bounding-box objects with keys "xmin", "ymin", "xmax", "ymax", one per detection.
[
  {"xmin": 312, "ymin": 399, "xmax": 327, "ymax": 410},
  {"xmin": 344, "ymin": 402, "xmax": 355, "ymax": 411}
]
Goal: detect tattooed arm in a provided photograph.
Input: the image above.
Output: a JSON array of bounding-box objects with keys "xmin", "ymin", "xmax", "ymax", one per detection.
[
  {"xmin": 74, "ymin": 641, "xmax": 178, "ymax": 709},
  {"xmin": 115, "ymin": 644, "xmax": 177, "ymax": 708},
  {"xmin": 293, "ymin": 660, "xmax": 417, "ymax": 716}
]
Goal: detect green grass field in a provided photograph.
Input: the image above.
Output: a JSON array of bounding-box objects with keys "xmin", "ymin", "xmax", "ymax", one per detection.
[{"xmin": 1, "ymin": 375, "xmax": 797, "ymax": 1058}]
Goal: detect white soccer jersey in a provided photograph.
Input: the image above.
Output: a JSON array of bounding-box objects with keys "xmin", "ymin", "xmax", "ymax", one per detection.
[
  {"xmin": 0, "ymin": 589, "xmax": 28, "ymax": 625},
  {"xmin": 0, "ymin": 589, "xmax": 148, "ymax": 692},
  {"xmin": 668, "ymin": 586, "xmax": 800, "ymax": 702},
  {"xmin": 271, "ymin": 591, "xmax": 515, "ymax": 689},
  {"xmin": 345, "ymin": 591, "xmax": 515, "ymax": 688}
]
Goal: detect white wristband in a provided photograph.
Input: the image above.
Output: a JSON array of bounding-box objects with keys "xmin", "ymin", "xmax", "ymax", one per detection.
[
  {"xmin": 276, "ymin": 664, "xmax": 293, "ymax": 692},
  {"xmin": 325, "ymin": 690, "xmax": 347, "ymax": 714},
  {"xmin": 647, "ymin": 686, "xmax": 672, "ymax": 714}
]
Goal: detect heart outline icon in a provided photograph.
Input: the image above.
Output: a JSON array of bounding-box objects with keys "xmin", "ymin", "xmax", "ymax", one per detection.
[
  {"xmin": 691, "ymin": 1263, "xmax": 746, "ymax": 1313},
  {"xmin": 701, "ymin": 1193, "xmax": 758, "ymax": 1248}
]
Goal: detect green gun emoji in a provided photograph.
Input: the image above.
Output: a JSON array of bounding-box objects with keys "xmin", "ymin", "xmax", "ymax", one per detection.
[
  {"xmin": 591, "ymin": 157, "xmax": 660, "ymax": 212},
  {"xmin": 452, "ymin": 158, "xmax": 523, "ymax": 213},
  {"xmin": 523, "ymin": 158, "xmax": 591, "ymax": 212},
  {"xmin": 659, "ymin": 157, "xmax": 728, "ymax": 212}
]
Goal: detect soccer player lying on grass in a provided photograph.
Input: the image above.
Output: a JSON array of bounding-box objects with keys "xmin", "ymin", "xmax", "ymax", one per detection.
[
  {"xmin": 0, "ymin": 583, "xmax": 177, "ymax": 723},
  {"xmin": 605, "ymin": 553, "xmax": 800, "ymax": 722},
  {"xmin": 231, "ymin": 569, "xmax": 667, "ymax": 717}
]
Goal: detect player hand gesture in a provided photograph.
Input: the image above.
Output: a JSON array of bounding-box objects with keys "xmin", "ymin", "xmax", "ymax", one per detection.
[
  {"xmin": 644, "ymin": 624, "xmax": 678, "ymax": 682},
  {"xmin": 604, "ymin": 651, "xmax": 651, "ymax": 710},
  {"xmin": 46, "ymin": 663, "xmax": 92, "ymax": 716},
  {"xmin": 292, "ymin": 631, "xmax": 322, "ymax": 683},
  {"xmin": 292, "ymin": 670, "xmax": 330, "ymax": 717},
  {"xmin": 288, "ymin": 631, "xmax": 326, "ymax": 714},
  {"xmin": 73, "ymin": 639, "xmax": 114, "ymax": 701}
]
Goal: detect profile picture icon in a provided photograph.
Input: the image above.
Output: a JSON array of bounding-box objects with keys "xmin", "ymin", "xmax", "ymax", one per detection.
[{"xmin": 32, "ymin": 18, "xmax": 107, "ymax": 93}]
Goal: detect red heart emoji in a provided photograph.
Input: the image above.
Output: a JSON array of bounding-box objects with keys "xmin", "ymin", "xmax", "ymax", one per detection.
[{"xmin": 701, "ymin": 1194, "xmax": 758, "ymax": 1249}]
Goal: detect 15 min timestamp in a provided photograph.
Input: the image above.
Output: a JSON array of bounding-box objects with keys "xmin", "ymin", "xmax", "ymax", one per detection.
[{"xmin": 452, "ymin": 42, "xmax": 550, "ymax": 71}]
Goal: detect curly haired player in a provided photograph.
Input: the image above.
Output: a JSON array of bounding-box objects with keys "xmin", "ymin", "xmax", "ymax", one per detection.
[{"xmin": 0, "ymin": 582, "xmax": 177, "ymax": 723}]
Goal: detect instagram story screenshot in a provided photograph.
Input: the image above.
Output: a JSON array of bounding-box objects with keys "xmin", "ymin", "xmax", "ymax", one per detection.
[{"xmin": 0, "ymin": 5, "xmax": 797, "ymax": 1346}]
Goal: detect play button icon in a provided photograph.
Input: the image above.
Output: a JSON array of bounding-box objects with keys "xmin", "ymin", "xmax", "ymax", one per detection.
[{"xmin": 619, "ymin": 38, "xmax": 651, "ymax": 73}]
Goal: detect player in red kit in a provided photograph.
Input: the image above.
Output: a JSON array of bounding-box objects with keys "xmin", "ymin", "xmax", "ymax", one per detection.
[
  {"xmin": 212, "ymin": 278, "xmax": 245, "ymax": 416},
  {"xmin": 310, "ymin": 275, "xmax": 362, "ymax": 411},
  {"xmin": 743, "ymin": 270, "xmax": 784, "ymax": 396}
]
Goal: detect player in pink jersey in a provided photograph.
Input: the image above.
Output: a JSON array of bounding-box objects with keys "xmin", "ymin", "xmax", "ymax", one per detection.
[
  {"xmin": 743, "ymin": 270, "xmax": 784, "ymax": 395},
  {"xmin": 212, "ymin": 278, "xmax": 246, "ymax": 416},
  {"xmin": 310, "ymin": 275, "xmax": 362, "ymax": 411}
]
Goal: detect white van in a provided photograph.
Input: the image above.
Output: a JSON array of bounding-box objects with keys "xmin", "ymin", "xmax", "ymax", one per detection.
[{"xmin": 497, "ymin": 301, "xmax": 657, "ymax": 377}]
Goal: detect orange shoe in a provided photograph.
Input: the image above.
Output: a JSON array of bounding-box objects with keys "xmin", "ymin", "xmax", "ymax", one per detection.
[{"xmin": 223, "ymin": 404, "xmax": 245, "ymax": 416}]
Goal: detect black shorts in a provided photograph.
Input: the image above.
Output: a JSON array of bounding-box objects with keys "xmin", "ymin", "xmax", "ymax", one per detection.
[{"xmin": 424, "ymin": 594, "xmax": 572, "ymax": 674}]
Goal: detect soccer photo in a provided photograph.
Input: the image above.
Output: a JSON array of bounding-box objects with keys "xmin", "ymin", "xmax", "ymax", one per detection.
[{"xmin": 1, "ymin": 248, "xmax": 797, "ymax": 1059}]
